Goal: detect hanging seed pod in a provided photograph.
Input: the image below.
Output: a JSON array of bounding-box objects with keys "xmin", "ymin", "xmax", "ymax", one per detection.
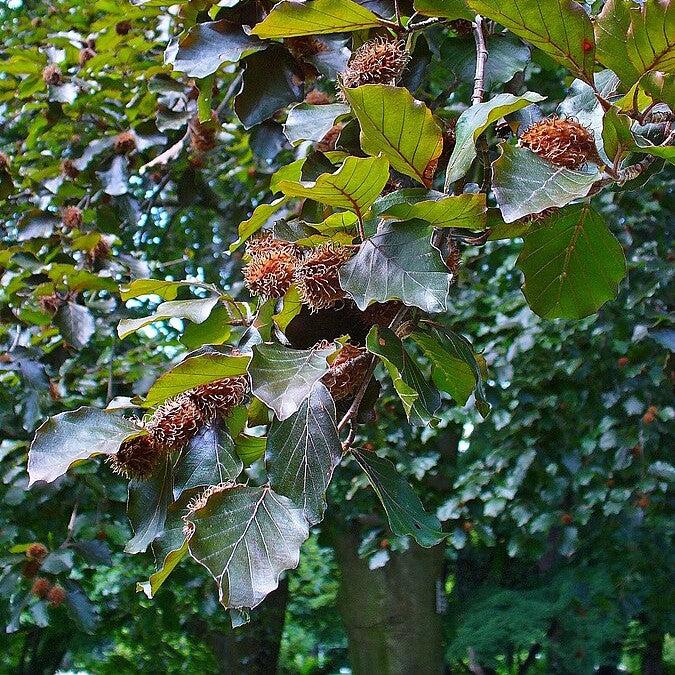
[
  {"xmin": 245, "ymin": 231, "xmax": 299, "ymax": 259},
  {"xmin": 109, "ymin": 433, "xmax": 160, "ymax": 480},
  {"xmin": 26, "ymin": 543, "xmax": 48, "ymax": 561},
  {"xmin": 339, "ymin": 37, "xmax": 410, "ymax": 96},
  {"xmin": 519, "ymin": 116, "xmax": 595, "ymax": 170},
  {"xmin": 189, "ymin": 375, "xmax": 249, "ymax": 422},
  {"xmin": 114, "ymin": 131, "xmax": 136, "ymax": 155},
  {"xmin": 244, "ymin": 252, "xmax": 297, "ymax": 301},
  {"xmin": 146, "ymin": 394, "xmax": 206, "ymax": 451},
  {"xmin": 189, "ymin": 113, "xmax": 219, "ymax": 153},
  {"xmin": 47, "ymin": 584, "xmax": 67, "ymax": 608},
  {"xmin": 294, "ymin": 243, "xmax": 354, "ymax": 313},
  {"xmin": 321, "ymin": 344, "xmax": 369, "ymax": 401},
  {"xmin": 42, "ymin": 64, "xmax": 62, "ymax": 86},
  {"xmin": 61, "ymin": 205, "xmax": 83, "ymax": 230},
  {"xmin": 31, "ymin": 577, "xmax": 52, "ymax": 599}
]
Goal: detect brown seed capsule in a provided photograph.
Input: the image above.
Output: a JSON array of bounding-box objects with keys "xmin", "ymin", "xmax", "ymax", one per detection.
[
  {"xmin": 31, "ymin": 577, "xmax": 52, "ymax": 599},
  {"xmin": 316, "ymin": 123, "xmax": 344, "ymax": 153},
  {"xmin": 27, "ymin": 543, "xmax": 48, "ymax": 560},
  {"xmin": 114, "ymin": 131, "xmax": 136, "ymax": 155},
  {"xmin": 339, "ymin": 38, "xmax": 409, "ymax": 96},
  {"xmin": 62, "ymin": 205, "xmax": 83, "ymax": 230},
  {"xmin": 47, "ymin": 584, "xmax": 67, "ymax": 608},
  {"xmin": 115, "ymin": 20, "xmax": 132, "ymax": 35},
  {"xmin": 61, "ymin": 159, "xmax": 79, "ymax": 179},
  {"xmin": 321, "ymin": 343, "xmax": 369, "ymax": 401},
  {"xmin": 86, "ymin": 237, "xmax": 111, "ymax": 267},
  {"xmin": 520, "ymin": 116, "xmax": 595, "ymax": 170},
  {"xmin": 245, "ymin": 231, "xmax": 299, "ymax": 259},
  {"xmin": 146, "ymin": 394, "xmax": 206, "ymax": 451},
  {"xmin": 285, "ymin": 36, "xmax": 328, "ymax": 59},
  {"xmin": 109, "ymin": 433, "xmax": 160, "ymax": 480},
  {"xmin": 189, "ymin": 113, "xmax": 218, "ymax": 153},
  {"xmin": 42, "ymin": 64, "xmax": 62, "ymax": 86},
  {"xmin": 304, "ymin": 89, "xmax": 332, "ymax": 105},
  {"xmin": 22, "ymin": 559, "xmax": 41, "ymax": 579},
  {"xmin": 294, "ymin": 243, "xmax": 354, "ymax": 312},
  {"xmin": 38, "ymin": 293, "xmax": 63, "ymax": 315},
  {"xmin": 189, "ymin": 375, "xmax": 249, "ymax": 422},
  {"xmin": 244, "ymin": 252, "xmax": 297, "ymax": 301},
  {"xmin": 78, "ymin": 47, "xmax": 96, "ymax": 66}
]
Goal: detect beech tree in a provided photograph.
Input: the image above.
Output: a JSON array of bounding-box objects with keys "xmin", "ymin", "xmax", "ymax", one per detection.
[{"xmin": 0, "ymin": 0, "xmax": 673, "ymax": 672}]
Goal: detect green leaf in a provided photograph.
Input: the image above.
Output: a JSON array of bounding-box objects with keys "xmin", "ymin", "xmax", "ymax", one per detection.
[
  {"xmin": 352, "ymin": 448, "xmax": 445, "ymax": 548},
  {"xmin": 144, "ymin": 352, "xmax": 251, "ymax": 407},
  {"xmin": 414, "ymin": 0, "xmax": 472, "ymax": 19},
  {"xmin": 267, "ymin": 382, "xmax": 341, "ymax": 525},
  {"xmin": 602, "ymin": 108, "xmax": 637, "ymax": 163},
  {"xmin": 167, "ymin": 20, "xmax": 263, "ymax": 78},
  {"xmin": 120, "ymin": 279, "xmax": 188, "ymax": 301},
  {"xmin": 633, "ymin": 142, "xmax": 675, "ymax": 164},
  {"xmin": 173, "ymin": 425, "xmax": 243, "ymax": 498},
  {"xmin": 186, "ymin": 485, "xmax": 309, "ymax": 609},
  {"xmin": 411, "ymin": 324, "xmax": 490, "ymax": 417},
  {"xmin": 444, "ymin": 92, "xmax": 546, "ymax": 187},
  {"xmin": 366, "ymin": 326, "xmax": 441, "ymax": 426},
  {"xmin": 249, "ymin": 342, "xmax": 335, "ymax": 420},
  {"xmin": 250, "ymin": 0, "xmax": 382, "ymax": 38},
  {"xmin": 278, "ymin": 155, "xmax": 389, "ymax": 220},
  {"xmin": 28, "ymin": 408, "xmax": 137, "ymax": 485},
  {"xmin": 181, "ymin": 305, "xmax": 233, "ymax": 349},
  {"xmin": 339, "ymin": 219, "xmax": 450, "ymax": 313},
  {"xmin": 139, "ymin": 541, "xmax": 189, "ymax": 599},
  {"xmin": 54, "ymin": 302, "xmax": 95, "ymax": 349},
  {"xmin": 229, "ymin": 196, "xmax": 291, "ymax": 253},
  {"xmin": 492, "ymin": 143, "xmax": 600, "ymax": 223},
  {"xmin": 273, "ymin": 286, "xmax": 303, "ymax": 332},
  {"xmin": 117, "ymin": 297, "xmax": 220, "ymax": 339},
  {"xmin": 516, "ymin": 204, "xmax": 626, "ymax": 319},
  {"xmin": 234, "ymin": 434, "xmax": 267, "ymax": 466},
  {"xmin": 380, "ymin": 192, "xmax": 487, "ymax": 229},
  {"xmin": 283, "ymin": 103, "xmax": 350, "ymax": 146},
  {"xmin": 595, "ymin": 0, "xmax": 675, "ymax": 90},
  {"xmin": 467, "ymin": 0, "xmax": 596, "ymax": 82},
  {"xmin": 344, "ymin": 85, "xmax": 443, "ymax": 187},
  {"xmin": 125, "ymin": 457, "xmax": 173, "ymax": 554}
]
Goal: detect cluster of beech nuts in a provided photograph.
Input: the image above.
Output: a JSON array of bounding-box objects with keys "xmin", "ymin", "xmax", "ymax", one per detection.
[
  {"xmin": 243, "ymin": 232, "xmax": 354, "ymax": 312},
  {"xmin": 23, "ymin": 543, "xmax": 66, "ymax": 607},
  {"xmin": 110, "ymin": 376, "xmax": 248, "ymax": 480},
  {"xmin": 520, "ymin": 116, "xmax": 596, "ymax": 170},
  {"xmin": 339, "ymin": 37, "xmax": 410, "ymax": 95}
]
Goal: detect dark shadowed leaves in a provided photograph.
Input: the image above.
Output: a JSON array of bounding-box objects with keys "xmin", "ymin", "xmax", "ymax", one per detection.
[
  {"xmin": 55, "ymin": 302, "xmax": 95, "ymax": 349},
  {"xmin": 352, "ymin": 448, "xmax": 445, "ymax": 547},
  {"xmin": 516, "ymin": 204, "xmax": 626, "ymax": 319},
  {"xmin": 267, "ymin": 382, "xmax": 341, "ymax": 524},
  {"xmin": 250, "ymin": 342, "xmax": 335, "ymax": 420},
  {"xmin": 339, "ymin": 219, "xmax": 450, "ymax": 313},
  {"xmin": 28, "ymin": 408, "xmax": 137, "ymax": 485},
  {"xmin": 186, "ymin": 484, "xmax": 309, "ymax": 609},
  {"xmin": 173, "ymin": 425, "xmax": 243, "ymax": 498},
  {"xmin": 125, "ymin": 456, "xmax": 173, "ymax": 554}
]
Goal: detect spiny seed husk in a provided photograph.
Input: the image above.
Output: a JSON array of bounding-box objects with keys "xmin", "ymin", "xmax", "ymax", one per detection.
[
  {"xmin": 62, "ymin": 206, "xmax": 83, "ymax": 229},
  {"xmin": 31, "ymin": 577, "xmax": 52, "ymax": 599},
  {"xmin": 245, "ymin": 231, "xmax": 299, "ymax": 259},
  {"xmin": 27, "ymin": 543, "xmax": 48, "ymax": 560},
  {"xmin": 42, "ymin": 64, "xmax": 62, "ymax": 86},
  {"xmin": 295, "ymin": 243, "xmax": 354, "ymax": 312},
  {"xmin": 321, "ymin": 344, "xmax": 369, "ymax": 401},
  {"xmin": 47, "ymin": 584, "xmax": 67, "ymax": 607},
  {"xmin": 114, "ymin": 131, "xmax": 136, "ymax": 154},
  {"xmin": 146, "ymin": 394, "xmax": 205, "ymax": 451},
  {"xmin": 109, "ymin": 433, "xmax": 160, "ymax": 480},
  {"xmin": 340, "ymin": 38, "xmax": 409, "ymax": 94},
  {"xmin": 244, "ymin": 252, "xmax": 297, "ymax": 301},
  {"xmin": 189, "ymin": 113, "xmax": 218, "ymax": 153},
  {"xmin": 188, "ymin": 375, "xmax": 249, "ymax": 421},
  {"xmin": 520, "ymin": 116, "xmax": 595, "ymax": 169}
]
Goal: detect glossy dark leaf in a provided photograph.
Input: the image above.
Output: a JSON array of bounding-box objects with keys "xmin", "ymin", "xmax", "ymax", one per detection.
[{"xmin": 54, "ymin": 301, "xmax": 95, "ymax": 349}]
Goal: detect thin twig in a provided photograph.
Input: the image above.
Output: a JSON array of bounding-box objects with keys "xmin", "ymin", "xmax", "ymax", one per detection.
[
  {"xmin": 471, "ymin": 15, "xmax": 488, "ymax": 106},
  {"xmin": 407, "ymin": 16, "xmax": 443, "ymax": 31},
  {"xmin": 393, "ymin": 0, "xmax": 402, "ymax": 27}
]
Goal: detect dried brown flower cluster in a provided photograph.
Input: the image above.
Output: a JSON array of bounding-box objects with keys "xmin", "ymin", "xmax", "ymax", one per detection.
[
  {"xmin": 114, "ymin": 131, "xmax": 136, "ymax": 155},
  {"xmin": 31, "ymin": 576, "xmax": 67, "ymax": 607},
  {"xmin": 189, "ymin": 113, "xmax": 219, "ymax": 153},
  {"xmin": 42, "ymin": 64, "xmax": 62, "ymax": 86},
  {"xmin": 62, "ymin": 205, "xmax": 83, "ymax": 230},
  {"xmin": 22, "ymin": 542, "xmax": 49, "ymax": 579},
  {"xmin": 520, "ymin": 116, "xmax": 595, "ymax": 169},
  {"xmin": 61, "ymin": 159, "xmax": 79, "ymax": 179},
  {"xmin": 110, "ymin": 376, "xmax": 248, "ymax": 479},
  {"xmin": 244, "ymin": 233, "xmax": 354, "ymax": 312},
  {"xmin": 339, "ymin": 38, "xmax": 409, "ymax": 95},
  {"xmin": 46, "ymin": 584, "xmax": 67, "ymax": 607},
  {"xmin": 321, "ymin": 343, "xmax": 369, "ymax": 401}
]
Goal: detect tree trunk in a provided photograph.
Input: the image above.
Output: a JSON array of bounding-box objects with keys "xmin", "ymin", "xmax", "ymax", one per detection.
[
  {"xmin": 329, "ymin": 527, "xmax": 446, "ymax": 675},
  {"xmin": 205, "ymin": 577, "xmax": 289, "ymax": 674}
]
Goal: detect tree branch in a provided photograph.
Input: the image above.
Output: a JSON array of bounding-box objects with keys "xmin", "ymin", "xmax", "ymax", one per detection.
[{"xmin": 471, "ymin": 15, "xmax": 488, "ymax": 106}]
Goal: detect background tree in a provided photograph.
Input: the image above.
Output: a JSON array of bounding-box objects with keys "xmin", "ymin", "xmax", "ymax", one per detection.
[{"xmin": 0, "ymin": 0, "xmax": 672, "ymax": 673}]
